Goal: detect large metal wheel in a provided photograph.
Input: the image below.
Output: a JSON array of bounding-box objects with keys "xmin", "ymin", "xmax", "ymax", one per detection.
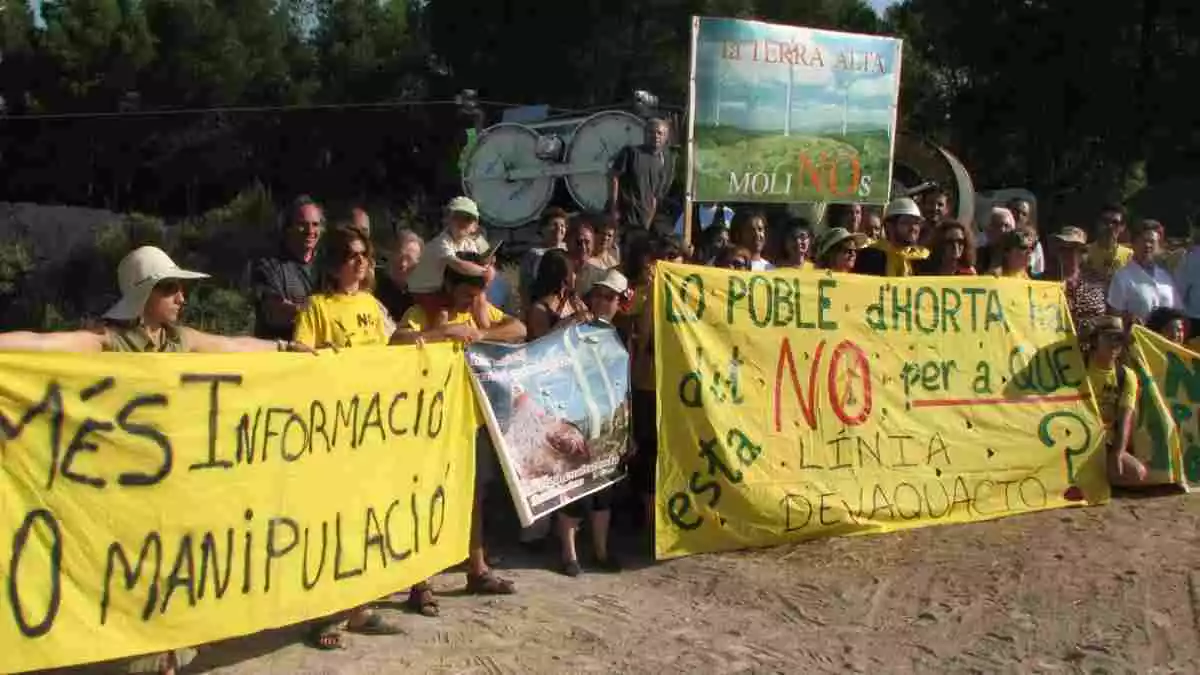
[
  {"xmin": 462, "ymin": 123, "xmax": 555, "ymax": 228},
  {"xmin": 564, "ymin": 111, "xmax": 647, "ymax": 213}
]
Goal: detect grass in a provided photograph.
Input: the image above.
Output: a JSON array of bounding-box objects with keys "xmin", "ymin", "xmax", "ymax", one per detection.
[{"xmin": 692, "ymin": 125, "xmax": 892, "ymax": 204}]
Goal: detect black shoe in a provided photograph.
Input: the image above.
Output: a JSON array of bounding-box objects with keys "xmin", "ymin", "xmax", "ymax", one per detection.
[
  {"xmin": 560, "ymin": 560, "xmax": 582, "ymax": 577},
  {"xmin": 595, "ymin": 555, "xmax": 623, "ymax": 573}
]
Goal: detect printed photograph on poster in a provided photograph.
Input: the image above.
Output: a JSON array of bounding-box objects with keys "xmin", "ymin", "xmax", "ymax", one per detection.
[
  {"xmin": 688, "ymin": 17, "xmax": 903, "ymax": 205},
  {"xmin": 467, "ymin": 321, "xmax": 630, "ymax": 526}
]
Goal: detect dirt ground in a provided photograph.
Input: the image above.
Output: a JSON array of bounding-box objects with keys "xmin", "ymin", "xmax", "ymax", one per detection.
[{"xmin": 60, "ymin": 491, "xmax": 1200, "ymax": 675}]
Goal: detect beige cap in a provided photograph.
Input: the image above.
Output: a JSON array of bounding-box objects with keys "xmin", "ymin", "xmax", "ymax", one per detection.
[
  {"xmin": 446, "ymin": 196, "xmax": 480, "ymax": 219},
  {"xmin": 580, "ymin": 266, "xmax": 628, "ymax": 296}
]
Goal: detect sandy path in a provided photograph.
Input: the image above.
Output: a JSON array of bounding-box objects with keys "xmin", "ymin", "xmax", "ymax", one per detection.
[{"xmin": 57, "ymin": 492, "xmax": 1200, "ymax": 674}]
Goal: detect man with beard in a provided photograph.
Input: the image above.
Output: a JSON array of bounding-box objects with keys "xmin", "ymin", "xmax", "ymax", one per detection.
[{"xmin": 854, "ymin": 197, "xmax": 929, "ymax": 277}]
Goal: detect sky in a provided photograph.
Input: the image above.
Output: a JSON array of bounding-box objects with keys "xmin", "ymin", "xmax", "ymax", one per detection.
[{"xmin": 868, "ymin": 0, "xmax": 899, "ymax": 14}]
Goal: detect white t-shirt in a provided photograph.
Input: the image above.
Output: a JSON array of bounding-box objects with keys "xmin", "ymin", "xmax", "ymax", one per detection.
[
  {"xmin": 407, "ymin": 230, "xmax": 486, "ymax": 293},
  {"xmin": 1108, "ymin": 261, "xmax": 1180, "ymax": 321},
  {"xmin": 750, "ymin": 258, "xmax": 775, "ymax": 272},
  {"xmin": 1174, "ymin": 246, "xmax": 1200, "ymax": 319}
]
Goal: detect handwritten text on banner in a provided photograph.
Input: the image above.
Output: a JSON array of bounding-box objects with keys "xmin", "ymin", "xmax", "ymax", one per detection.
[
  {"xmin": 653, "ymin": 264, "xmax": 1110, "ymax": 560},
  {"xmin": 0, "ymin": 344, "xmax": 477, "ymax": 673}
]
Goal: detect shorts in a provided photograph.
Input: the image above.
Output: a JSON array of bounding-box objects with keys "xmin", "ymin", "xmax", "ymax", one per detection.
[
  {"xmin": 629, "ymin": 389, "xmax": 658, "ymax": 495},
  {"xmin": 561, "ymin": 487, "xmax": 615, "ymax": 519}
]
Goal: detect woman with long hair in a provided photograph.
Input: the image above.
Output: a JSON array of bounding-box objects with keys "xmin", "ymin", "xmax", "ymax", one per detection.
[
  {"xmin": 918, "ymin": 220, "xmax": 977, "ymax": 275},
  {"xmin": 293, "ymin": 224, "xmax": 409, "ymax": 647},
  {"xmin": 731, "ymin": 211, "xmax": 774, "ymax": 271},
  {"xmin": 526, "ymin": 249, "xmax": 590, "ymax": 340}
]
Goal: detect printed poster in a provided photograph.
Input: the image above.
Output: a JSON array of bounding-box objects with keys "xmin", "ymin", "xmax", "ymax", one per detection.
[
  {"xmin": 688, "ymin": 17, "xmax": 902, "ymax": 205},
  {"xmin": 468, "ymin": 322, "xmax": 630, "ymax": 526}
]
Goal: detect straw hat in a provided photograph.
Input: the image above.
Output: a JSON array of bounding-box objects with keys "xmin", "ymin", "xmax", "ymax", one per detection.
[
  {"xmin": 1051, "ymin": 226, "xmax": 1087, "ymax": 247},
  {"xmin": 104, "ymin": 246, "xmax": 209, "ymax": 321},
  {"xmin": 816, "ymin": 227, "xmax": 867, "ymax": 259}
]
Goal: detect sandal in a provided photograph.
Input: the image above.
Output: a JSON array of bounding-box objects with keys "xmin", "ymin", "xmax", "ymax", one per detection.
[
  {"xmin": 306, "ymin": 622, "xmax": 345, "ymax": 650},
  {"xmin": 466, "ymin": 571, "xmax": 517, "ymax": 595},
  {"xmin": 407, "ymin": 582, "xmax": 440, "ymax": 617},
  {"xmin": 345, "ymin": 612, "xmax": 405, "ymax": 636}
]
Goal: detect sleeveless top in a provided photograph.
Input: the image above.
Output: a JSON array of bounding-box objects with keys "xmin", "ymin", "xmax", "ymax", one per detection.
[{"xmin": 104, "ymin": 322, "xmax": 189, "ymax": 353}]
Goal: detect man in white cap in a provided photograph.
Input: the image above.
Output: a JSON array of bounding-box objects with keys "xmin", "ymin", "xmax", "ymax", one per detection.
[
  {"xmin": 854, "ymin": 197, "xmax": 929, "ymax": 277},
  {"xmin": 0, "ymin": 246, "xmax": 312, "ymax": 354}
]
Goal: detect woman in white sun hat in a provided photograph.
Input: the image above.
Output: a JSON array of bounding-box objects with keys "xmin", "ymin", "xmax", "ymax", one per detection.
[
  {"xmin": 0, "ymin": 246, "xmax": 312, "ymax": 674},
  {"xmin": 0, "ymin": 245, "xmax": 313, "ymax": 355}
]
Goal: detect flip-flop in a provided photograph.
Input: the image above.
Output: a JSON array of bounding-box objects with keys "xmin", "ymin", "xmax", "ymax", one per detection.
[
  {"xmin": 466, "ymin": 571, "xmax": 517, "ymax": 595},
  {"xmin": 305, "ymin": 622, "xmax": 345, "ymax": 650},
  {"xmin": 407, "ymin": 584, "xmax": 440, "ymax": 617},
  {"xmin": 345, "ymin": 613, "xmax": 405, "ymax": 636}
]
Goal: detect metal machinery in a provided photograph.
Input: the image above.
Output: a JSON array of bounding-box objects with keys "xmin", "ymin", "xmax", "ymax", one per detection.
[
  {"xmin": 462, "ymin": 111, "xmax": 648, "ymax": 228},
  {"xmin": 462, "ymin": 109, "xmax": 988, "ymax": 231}
]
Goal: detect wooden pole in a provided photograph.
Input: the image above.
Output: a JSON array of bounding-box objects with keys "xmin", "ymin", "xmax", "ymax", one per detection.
[{"xmin": 682, "ymin": 16, "xmax": 701, "ymax": 250}]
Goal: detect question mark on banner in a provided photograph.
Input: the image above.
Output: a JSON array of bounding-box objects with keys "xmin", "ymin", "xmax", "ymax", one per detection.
[{"xmin": 1037, "ymin": 411, "xmax": 1093, "ymax": 502}]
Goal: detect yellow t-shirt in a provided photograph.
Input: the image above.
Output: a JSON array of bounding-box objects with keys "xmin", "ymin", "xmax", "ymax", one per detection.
[
  {"xmin": 399, "ymin": 302, "xmax": 506, "ymax": 332},
  {"xmin": 868, "ymin": 240, "xmax": 929, "ymax": 277},
  {"xmin": 294, "ymin": 291, "xmax": 393, "ymax": 348},
  {"xmin": 631, "ymin": 285, "xmax": 656, "ymax": 392},
  {"xmin": 1086, "ymin": 363, "xmax": 1137, "ymax": 428},
  {"xmin": 1084, "ymin": 242, "xmax": 1133, "ymax": 279}
]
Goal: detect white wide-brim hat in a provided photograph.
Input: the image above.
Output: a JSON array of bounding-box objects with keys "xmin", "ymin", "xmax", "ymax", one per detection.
[{"xmin": 104, "ymin": 246, "xmax": 210, "ymax": 321}]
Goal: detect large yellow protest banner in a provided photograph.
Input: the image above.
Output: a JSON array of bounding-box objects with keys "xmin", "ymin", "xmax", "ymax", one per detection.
[
  {"xmin": 654, "ymin": 264, "xmax": 1110, "ymax": 559},
  {"xmin": 0, "ymin": 344, "xmax": 476, "ymax": 673},
  {"xmin": 1128, "ymin": 326, "xmax": 1192, "ymax": 488}
]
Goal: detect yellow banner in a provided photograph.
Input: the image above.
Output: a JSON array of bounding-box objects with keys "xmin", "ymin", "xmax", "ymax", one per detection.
[
  {"xmin": 0, "ymin": 344, "xmax": 476, "ymax": 673},
  {"xmin": 654, "ymin": 264, "xmax": 1110, "ymax": 560},
  {"xmin": 1128, "ymin": 326, "xmax": 1192, "ymax": 488}
]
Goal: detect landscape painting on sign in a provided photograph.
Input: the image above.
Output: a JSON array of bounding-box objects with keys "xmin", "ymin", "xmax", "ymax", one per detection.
[{"xmin": 689, "ymin": 17, "xmax": 902, "ymax": 205}]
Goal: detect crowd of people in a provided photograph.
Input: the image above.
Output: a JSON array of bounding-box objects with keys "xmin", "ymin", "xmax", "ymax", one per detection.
[{"xmin": 4, "ymin": 125, "xmax": 1196, "ymax": 673}]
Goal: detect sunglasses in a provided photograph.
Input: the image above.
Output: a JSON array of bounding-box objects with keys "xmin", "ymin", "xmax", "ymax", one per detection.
[
  {"xmin": 154, "ymin": 280, "xmax": 185, "ymax": 295},
  {"xmin": 728, "ymin": 259, "xmax": 750, "ymax": 269},
  {"xmin": 343, "ymin": 250, "xmax": 370, "ymax": 262},
  {"xmin": 945, "ymin": 237, "xmax": 966, "ymax": 245}
]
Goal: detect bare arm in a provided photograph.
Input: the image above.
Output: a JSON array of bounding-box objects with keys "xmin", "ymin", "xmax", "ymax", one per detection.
[
  {"xmin": 444, "ymin": 256, "xmax": 489, "ymax": 276},
  {"xmin": 182, "ymin": 327, "xmax": 308, "ymax": 353},
  {"xmin": 525, "ymin": 304, "xmax": 553, "ymax": 341},
  {"xmin": 0, "ymin": 329, "xmax": 105, "ymax": 352},
  {"xmin": 481, "ymin": 316, "xmax": 527, "ymax": 344}
]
